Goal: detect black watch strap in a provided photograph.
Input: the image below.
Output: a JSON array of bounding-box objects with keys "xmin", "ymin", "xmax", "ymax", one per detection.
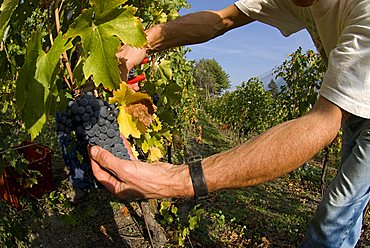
[{"xmin": 188, "ymin": 159, "xmax": 209, "ymax": 200}]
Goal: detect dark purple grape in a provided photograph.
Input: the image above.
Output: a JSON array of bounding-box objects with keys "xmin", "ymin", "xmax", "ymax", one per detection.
[
  {"xmin": 80, "ymin": 98, "xmax": 88, "ymax": 106},
  {"xmin": 98, "ymin": 118, "xmax": 105, "ymax": 126},
  {"xmin": 99, "ymin": 133, "xmax": 107, "ymax": 141},
  {"xmin": 107, "ymin": 129, "xmax": 116, "ymax": 138},
  {"xmin": 107, "ymin": 114, "xmax": 115, "ymax": 121},
  {"xmin": 83, "ymin": 122, "xmax": 92, "ymax": 130},
  {"xmin": 78, "ymin": 106, "xmax": 85, "ymax": 115},
  {"xmin": 82, "ymin": 113, "xmax": 90, "ymax": 122},
  {"xmin": 100, "ymin": 106, "xmax": 109, "ymax": 118}
]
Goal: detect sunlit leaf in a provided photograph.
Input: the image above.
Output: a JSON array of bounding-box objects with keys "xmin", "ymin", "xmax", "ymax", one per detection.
[
  {"xmin": 110, "ymin": 82, "xmax": 156, "ymax": 138},
  {"xmin": 148, "ymin": 147, "xmax": 163, "ymax": 162},
  {"xmin": 110, "ymin": 82, "xmax": 153, "ymax": 106},
  {"xmin": 65, "ymin": 3, "xmax": 146, "ymax": 90},
  {"xmin": 89, "ymin": 0, "xmax": 127, "ymax": 20},
  {"xmin": 150, "ymin": 116, "xmax": 162, "ymax": 132},
  {"xmin": 117, "ymin": 107, "xmax": 146, "ymax": 138},
  {"xmin": 15, "ymin": 31, "xmax": 71, "ymax": 139},
  {"xmin": 141, "ymin": 139, "xmax": 150, "ymax": 153},
  {"xmin": 0, "ymin": 0, "xmax": 18, "ymax": 41},
  {"xmin": 158, "ymin": 59, "xmax": 172, "ymax": 80}
]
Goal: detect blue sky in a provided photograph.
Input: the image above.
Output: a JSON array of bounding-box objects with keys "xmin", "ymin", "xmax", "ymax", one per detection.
[{"xmin": 179, "ymin": 0, "xmax": 316, "ymax": 90}]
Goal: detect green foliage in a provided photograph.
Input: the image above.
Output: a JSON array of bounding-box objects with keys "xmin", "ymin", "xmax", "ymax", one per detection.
[
  {"xmin": 205, "ymin": 77, "xmax": 274, "ymax": 140},
  {"xmin": 0, "ymin": 180, "xmax": 73, "ymax": 247},
  {"xmin": 0, "ymin": 0, "xmax": 149, "ymax": 140},
  {"xmin": 0, "ymin": 80, "xmax": 29, "ymax": 173},
  {"xmin": 41, "ymin": 188, "xmax": 71, "ymax": 215},
  {"xmin": 141, "ymin": 47, "xmax": 199, "ymax": 163},
  {"xmin": 2, "ymin": 1, "xmax": 202, "ymax": 239},
  {"xmin": 131, "ymin": 0, "xmax": 190, "ymax": 26},
  {"xmin": 275, "ymin": 47, "xmax": 325, "ymax": 120},
  {"xmin": 16, "ymin": 32, "xmax": 71, "ymax": 139},
  {"xmin": 210, "ymin": 210, "xmax": 226, "ymax": 227},
  {"xmin": 0, "ymin": 0, "xmax": 198, "ymax": 160},
  {"xmin": 0, "ymin": 0, "xmax": 18, "ymax": 41},
  {"xmin": 0, "ymin": 0, "xmax": 200, "ymax": 172},
  {"xmin": 0, "ymin": 199, "xmax": 28, "ymax": 247},
  {"xmin": 159, "ymin": 201, "xmax": 204, "ymax": 247},
  {"xmin": 1, "ymin": 0, "xmax": 201, "ymax": 245}
]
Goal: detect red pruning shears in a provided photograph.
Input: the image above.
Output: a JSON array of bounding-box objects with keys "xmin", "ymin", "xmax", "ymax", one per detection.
[{"xmin": 127, "ymin": 57, "xmax": 150, "ymax": 84}]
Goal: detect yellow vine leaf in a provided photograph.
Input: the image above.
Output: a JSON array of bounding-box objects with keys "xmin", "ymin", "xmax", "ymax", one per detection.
[
  {"xmin": 150, "ymin": 116, "xmax": 162, "ymax": 132},
  {"xmin": 110, "ymin": 82, "xmax": 156, "ymax": 138},
  {"xmin": 129, "ymin": 144, "xmax": 140, "ymax": 159},
  {"xmin": 117, "ymin": 106, "xmax": 147, "ymax": 138},
  {"xmin": 148, "ymin": 147, "xmax": 163, "ymax": 162},
  {"xmin": 110, "ymin": 82, "xmax": 152, "ymax": 105}
]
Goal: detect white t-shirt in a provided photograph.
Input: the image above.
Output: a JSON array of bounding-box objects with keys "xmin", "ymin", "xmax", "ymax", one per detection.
[{"xmin": 235, "ymin": 0, "xmax": 370, "ymax": 119}]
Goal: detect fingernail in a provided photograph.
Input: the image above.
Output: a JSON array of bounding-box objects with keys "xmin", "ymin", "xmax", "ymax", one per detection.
[{"xmin": 90, "ymin": 146, "xmax": 99, "ymax": 158}]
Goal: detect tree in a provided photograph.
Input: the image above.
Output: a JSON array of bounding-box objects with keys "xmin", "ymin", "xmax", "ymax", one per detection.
[{"xmin": 193, "ymin": 58, "xmax": 230, "ymax": 99}]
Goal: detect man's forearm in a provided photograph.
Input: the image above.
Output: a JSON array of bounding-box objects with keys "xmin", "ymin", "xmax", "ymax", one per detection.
[
  {"xmin": 198, "ymin": 97, "xmax": 343, "ymax": 193},
  {"xmin": 145, "ymin": 5, "xmax": 254, "ymax": 52},
  {"xmin": 89, "ymin": 98, "xmax": 344, "ymax": 200}
]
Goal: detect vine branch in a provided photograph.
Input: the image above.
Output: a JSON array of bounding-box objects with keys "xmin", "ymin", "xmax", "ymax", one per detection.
[{"xmin": 53, "ymin": 0, "xmax": 74, "ymax": 90}]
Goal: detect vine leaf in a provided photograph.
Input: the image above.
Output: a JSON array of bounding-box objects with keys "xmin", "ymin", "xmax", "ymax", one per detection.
[
  {"xmin": 15, "ymin": 31, "xmax": 71, "ymax": 139},
  {"xmin": 126, "ymin": 103, "xmax": 154, "ymax": 127},
  {"xmin": 110, "ymin": 82, "xmax": 155, "ymax": 138},
  {"xmin": 65, "ymin": 1, "xmax": 146, "ymax": 90},
  {"xmin": 0, "ymin": 0, "xmax": 18, "ymax": 41},
  {"xmin": 147, "ymin": 147, "xmax": 162, "ymax": 162},
  {"xmin": 140, "ymin": 133, "xmax": 165, "ymax": 162},
  {"xmin": 158, "ymin": 59, "xmax": 172, "ymax": 81},
  {"xmin": 117, "ymin": 109, "xmax": 146, "ymax": 138}
]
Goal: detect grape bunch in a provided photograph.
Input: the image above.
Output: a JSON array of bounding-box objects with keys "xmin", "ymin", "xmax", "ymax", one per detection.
[{"xmin": 56, "ymin": 92, "xmax": 130, "ymax": 160}]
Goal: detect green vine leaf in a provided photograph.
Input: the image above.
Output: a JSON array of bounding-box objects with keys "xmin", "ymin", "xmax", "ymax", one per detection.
[
  {"xmin": 15, "ymin": 31, "xmax": 71, "ymax": 140},
  {"xmin": 65, "ymin": 1, "xmax": 147, "ymax": 90},
  {"xmin": 90, "ymin": 0, "xmax": 128, "ymax": 19},
  {"xmin": 158, "ymin": 59, "xmax": 172, "ymax": 81},
  {"xmin": 0, "ymin": 0, "xmax": 18, "ymax": 41}
]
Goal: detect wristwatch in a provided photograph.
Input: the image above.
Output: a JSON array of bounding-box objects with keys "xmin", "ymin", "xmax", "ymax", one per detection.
[{"xmin": 188, "ymin": 158, "xmax": 209, "ymax": 200}]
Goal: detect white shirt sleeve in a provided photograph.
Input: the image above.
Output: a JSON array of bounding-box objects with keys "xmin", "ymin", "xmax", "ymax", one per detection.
[
  {"xmin": 234, "ymin": 0, "xmax": 305, "ymax": 37},
  {"xmin": 321, "ymin": 3, "xmax": 370, "ymax": 118}
]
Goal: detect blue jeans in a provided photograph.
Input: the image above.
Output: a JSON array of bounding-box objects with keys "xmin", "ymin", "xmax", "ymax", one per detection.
[{"xmin": 300, "ymin": 115, "xmax": 370, "ymax": 248}]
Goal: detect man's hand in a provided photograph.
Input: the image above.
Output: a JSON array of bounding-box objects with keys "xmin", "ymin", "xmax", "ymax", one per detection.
[
  {"xmin": 116, "ymin": 45, "xmax": 147, "ymax": 91},
  {"xmin": 88, "ymin": 146, "xmax": 193, "ymax": 200}
]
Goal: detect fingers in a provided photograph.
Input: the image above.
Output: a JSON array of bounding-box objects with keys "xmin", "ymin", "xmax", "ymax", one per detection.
[
  {"xmin": 127, "ymin": 83, "xmax": 140, "ymax": 91},
  {"xmin": 88, "ymin": 146, "xmax": 149, "ymax": 200},
  {"xmin": 89, "ymin": 146, "xmax": 121, "ymax": 174},
  {"xmin": 90, "ymin": 158, "xmax": 120, "ymax": 195},
  {"xmin": 89, "ymin": 146, "xmax": 129, "ymax": 198},
  {"xmin": 116, "ymin": 45, "xmax": 148, "ymax": 81}
]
